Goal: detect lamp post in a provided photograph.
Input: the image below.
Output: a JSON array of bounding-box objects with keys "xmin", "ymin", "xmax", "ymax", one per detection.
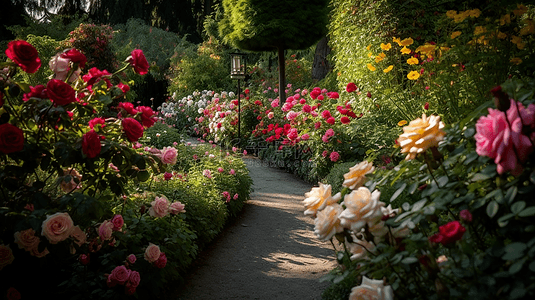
[{"xmin": 230, "ymin": 52, "xmax": 246, "ymax": 145}]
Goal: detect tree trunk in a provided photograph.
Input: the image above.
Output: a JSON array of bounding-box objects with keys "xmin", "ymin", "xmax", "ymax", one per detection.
[
  {"xmin": 311, "ymin": 35, "xmax": 331, "ymax": 81},
  {"xmin": 277, "ymin": 47, "xmax": 286, "ymax": 102}
]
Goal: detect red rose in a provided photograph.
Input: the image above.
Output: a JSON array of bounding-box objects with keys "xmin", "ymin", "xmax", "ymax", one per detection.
[
  {"xmin": 82, "ymin": 67, "xmax": 111, "ymax": 87},
  {"xmin": 82, "ymin": 130, "xmax": 101, "ymax": 158},
  {"xmin": 6, "ymin": 287, "xmax": 21, "ymax": 300},
  {"xmin": 128, "ymin": 49, "xmax": 149, "ymax": 75},
  {"xmin": 122, "ymin": 118, "xmax": 144, "ymax": 142},
  {"xmin": 47, "ymin": 79, "xmax": 76, "ymax": 106},
  {"xmin": 154, "ymin": 252, "xmax": 167, "ymax": 268},
  {"xmin": 136, "ymin": 106, "xmax": 156, "ymax": 128},
  {"xmin": 118, "ymin": 102, "xmax": 138, "ymax": 117},
  {"xmin": 439, "ymin": 221, "xmax": 466, "ymax": 244},
  {"xmin": 5, "ymin": 40, "xmax": 41, "ymax": 73},
  {"xmin": 117, "ymin": 82, "xmax": 130, "ymax": 93},
  {"xmin": 328, "ymin": 92, "xmax": 340, "ymax": 99},
  {"xmin": 22, "ymin": 85, "xmax": 48, "ymax": 102},
  {"xmin": 0, "ymin": 123, "xmax": 24, "ymax": 154},
  {"xmin": 340, "ymin": 116, "xmax": 351, "ymax": 124},
  {"xmin": 326, "ymin": 117, "xmax": 336, "ymax": 125},
  {"xmin": 60, "ymin": 48, "xmax": 87, "ymax": 69},
  {"xmin": 88, "ymin": 117, "xmax": 106, "ymax": 129},
  {"xmin": 346, "ymin": 82, "xmax": 357, "ymax": 93}
]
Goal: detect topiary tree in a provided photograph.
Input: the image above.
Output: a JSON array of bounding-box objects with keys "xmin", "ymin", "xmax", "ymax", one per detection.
[{"xmin": 218, "ymin": 0, "xmax": 329, "ymax": 102}]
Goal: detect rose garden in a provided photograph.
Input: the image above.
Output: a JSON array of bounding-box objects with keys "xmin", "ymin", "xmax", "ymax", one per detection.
[{"xmin": 1, "ymin": 1, "xmax": 535, "ymax": 299}]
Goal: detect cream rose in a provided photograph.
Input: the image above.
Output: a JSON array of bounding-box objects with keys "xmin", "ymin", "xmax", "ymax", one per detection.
[
  {"xmin": 41, "ymin": 212, "xmax": 74, "ymax": 244},
  {"xmin": 149, "ymin": 196, "xmax": 170, "ymax": 217},
  {"xmin": 49, "ymin": 53, "xmax": 70, "ymax": 81},
  {"xmin": 314, "ymin": 203, "xmax": 344, "ymax": 241},
  {"xmin": 349, "ymin": 276, "xmax": 394, "ymax": 300},
  {"xmin": 342, "ymin": 161, "xmax": 375, "ymax": 190},
  {"xmin": 398, "ymin": 113, "xmax": 446, "ymax": 160},
  {"xmin": 14, "ymin": 228, "xmax": 40, "ymax": 252},
  {"xmin": 303, "ymin": 183, "xmax": 340, "ymax": 217},
  {"xmin": 70, "ymin": 225, "xmax": 87, "ymax": 246},
  {"xmin": 0, "ymin": 244, "xmax": 15, "ymax": 271},
  {"xmin": 347, "ymin": 238, "xmax": 376, "ymax": 261},
  {"xmin": 144, "ymin": 243, "xmax": 161, "ymax": 263},
  {"xmin": 339, "ymin": 188, "xmax": 384, "ymax": 232}
]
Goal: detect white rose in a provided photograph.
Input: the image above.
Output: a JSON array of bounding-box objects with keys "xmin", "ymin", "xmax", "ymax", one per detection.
[
  {"xmin": 349, "ymin": 276, "xmax": 394, "ymax": 300},
  {"xmin": 314, "ymin": 203, "xmax": 344, "ymax": 241},
  {"xmin": 303, "ymin": 183, "xmax": 340, "ymax": 217}
]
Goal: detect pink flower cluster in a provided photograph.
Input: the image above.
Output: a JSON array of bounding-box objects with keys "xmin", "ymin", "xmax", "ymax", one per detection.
[
  {"xmin": 322, "ymin": 128, "xmax": 335, "ymax": 143},
  {"xmin": 107, "ymin": 265, "xmax": 140, "ymax": 295},
  {"xmin": 475, "ymin": 99, "xmax": 535, "ymax": 175},
  {"xmin": 149, "ymin": 196, "xmax": 186, "ymax": 217}
]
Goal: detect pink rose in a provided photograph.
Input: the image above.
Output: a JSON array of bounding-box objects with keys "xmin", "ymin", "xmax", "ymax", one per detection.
[
  {"xmin": 111, "ymin": 215, "xmax": 124, "ymax": 231},
  {"xmin": 459, "ymin": 210, "xmax": 473, "ymax": 223},
  {"xmin": 169, "ymin": 202, "xmax": 186, "ymax": 214},
  {"xmin": 127, "ymin": 254, "xmax": 136, "ymax": 264},
  {"xmin": 159, "ymin": 147, "xmax": 177, "ymax": 165},
  {"xmin": 144, "ymin": 243, "xmax": 161, "ymax": 263},
  {"xmin": 127, "ymin": 270, "xmax": 141, "ymax": 287},
  {"xmin": 149, "ymin": 196, "xmax": 169, "ymax": 217},
  {"xmin": 41, "ymin": 212, "xmax": 74, "ymax": 244},
  {"xmin": 233, "ymin": 193, "xmax": 239, "ymax": 200},
  {"xmin": 49, "ymin": 53, "xmax": 71, "ymax": 81},
  {"xmin": 229, "ymin": 169, "xmax": 236, "ymax": 175},
  {"xmin": 330, "ymin": 151, "xmax": 340, "ymax": 162},
  {"xmin": 154, "ymin": 252, "xmax": 167, "ymax": 269},
  {"xmin": 14, "ymin": 228, "xmax": 40, "ymax": 252},
  {"xmin": 98, "ymin": 220, "xmax": 114, "ymax": 241},
  {"xmin": 109, "ymin": 265, "xmax": 131, "ymax": 285},
  {"xmin": 79, "ymin": 254, "xmax": 90, "ymax": 265},
  {"xmin": 0, "ymin": 244, "xmax": 15, "ymax": 271}
]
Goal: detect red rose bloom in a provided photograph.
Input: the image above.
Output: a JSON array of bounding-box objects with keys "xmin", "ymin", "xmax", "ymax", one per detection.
[
  {"xmin": 61, "ymin": 48, "xmax": 87, "ymax": 69},
  {"xmin": 47, "ymin": 79, "xmax": 76, "ymax": 106},
  {"xmin": 82, "ymin": 130, "xmax": 101, "ymax": 158},
  {"xmin": 128, "ymin": 49, "xmax": 149, "ymax": 75},
  {"xmin": 346, "ymin": 82, "xmax": 357, "ymax": 93},
  {"xmin": 22, "ymin": 85, "xmax": 48, "ymax": 101},
  {"xmin": 326, "ymin": 117, "xmax": 336, "ymax": 125},
  {"xmin": 0, "ymin": 123, "xmax": 24, "ymax": 154},
  {"xmin": 5, "ymin": 40, "xmax": 41, "ymax": 73},
  {"xmin": 340, "ymin": 116, "xmax": 351, "ymax": 124},
  {"xmin": 117, "ymin": 82, "xmax": 130, "ymax": 93},
  {"xmin": 118, "ymin": 102, "xmax": 138, "ymax": 117},
  {"xmin": 429, "ymin": 221, "xmax": 466, "ymax": 245},
  {"xmin": 154, "ymin": 252, "xmax": 167, "ymax": 269},
  {"xmin": 122, "ymin": 118, "xmax": 144, "ymax": 142},
  {"xmin": 88, "ymin": 117, "xmax": 106, "ymax": 129},
  {"xmin": 82, "ymin": 67, "xmax": 111, "ymax": 87},
  {"xmin": 136, "ymin": 106, "xmax": 156, "ymax": 128}
]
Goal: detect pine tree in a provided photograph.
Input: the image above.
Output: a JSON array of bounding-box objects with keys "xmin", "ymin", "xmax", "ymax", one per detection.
[{"xmin": 219, "ymin": 0, "xmax": 329, "ymax": 101}]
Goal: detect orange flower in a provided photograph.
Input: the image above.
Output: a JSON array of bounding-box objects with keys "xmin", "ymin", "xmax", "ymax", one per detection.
[
  {"xmin": 400, "ymin": 46, "xmax": 411, "ymax": 54},
  {"xmin": 383, "ymin": 65, "xmax": 393, "ymax": 73},
  {"xmin": 380, "ymin": 43, "xmax": 392, "ymax": 51},
  {"xmin": 398, "ymin": 114, "xmax": 446, "ymax": 160},
  {"xmin": 407, "ymin": 71, "xmax": 420, "ymax": 80},
  {"xmin": 407, "ymin": 57, "xmax": 419, "ymax": 65}
]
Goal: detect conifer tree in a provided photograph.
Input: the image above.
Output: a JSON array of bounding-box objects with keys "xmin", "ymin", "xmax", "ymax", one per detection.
[{"xmin": 219, "ymin": 0, "xmax": 329, "ymax": 102}]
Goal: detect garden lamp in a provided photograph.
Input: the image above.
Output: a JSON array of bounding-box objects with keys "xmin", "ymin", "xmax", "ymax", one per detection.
[{"xmin": 230, "ymin": 52, "xmax": 246, "ymax": 144}]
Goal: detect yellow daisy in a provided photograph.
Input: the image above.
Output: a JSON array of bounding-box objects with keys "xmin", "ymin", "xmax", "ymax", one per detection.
[
  {"xmin": 380, "ymin": 43, "xmax": 392, "ymax": 51},
  {"xmin": 367, "ymin": 63, "xmax": 376, "ymax": 71},
  {"xmin": 450, "ymin": 31, "xmax": 462, "ymax": 39},
  {"xmin": 400, "ymin": 46, "xmax": 411, "ymax": 54},
  {"xmin": 446, "ymin": 10, "xmax": 457, "ymax": 19},
  {"xmin": 400, "ymin": 37, "xmax": 414, "ymax": 47},
  {"xmin": 407, "ymin": 57, "xmax": 419, "ymax": 65},
  {"xmin": 383, "ymin": 65, "xmax": 394, "ymax": 73},
  {"xmin": 393, "ymin": 37, "xmax": 402, "ymax": 46}
]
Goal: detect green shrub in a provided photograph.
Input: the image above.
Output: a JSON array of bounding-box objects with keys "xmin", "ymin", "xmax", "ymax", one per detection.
[{"xmin": 142, "ymin": 122, "xmax": 184, "ymax": 148}]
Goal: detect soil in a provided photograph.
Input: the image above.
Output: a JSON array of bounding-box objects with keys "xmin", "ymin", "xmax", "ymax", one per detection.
[{"xmin": 171, "ymin": 155, "xmax": 337, "ymax": 299}]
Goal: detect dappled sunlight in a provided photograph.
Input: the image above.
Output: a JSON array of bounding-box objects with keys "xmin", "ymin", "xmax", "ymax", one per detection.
[
  {"xmin": 248, "ymin": 192, "xmax": 305, "ymax": 212},
  {"xmin": 261, "ymin": 251, "xmax": 336, "ymax": 279}
]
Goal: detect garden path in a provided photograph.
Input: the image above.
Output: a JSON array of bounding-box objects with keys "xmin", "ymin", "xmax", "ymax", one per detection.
[{"xmin": 171, "ymin": 153, "xmax": 336, "ymax": 299}]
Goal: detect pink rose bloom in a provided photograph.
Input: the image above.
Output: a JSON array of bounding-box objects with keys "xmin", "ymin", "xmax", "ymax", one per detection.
[
  {"xmin": 203, "ymin": 169, "xmax": 212, "ymax": 178},
  {"xmin": 127, "ymin": 270, "xmax": 141, "ymax": 287},
  {"xmin": 70, "ymin": 225, "xmax": 87, "ymax": 246},
  {"xmin": 321, "ymin": 110, "xmax": 331, "ymax": 119},
  {"xmin": 98, "ymin": 220, "xmax": 114, "ymax": 241},
  {"xmin": 41, "ymin": 212, "xmax": 74, "ymax": 244},
  {"xmin": 475, "ymin": 99, "xmax": 535, "ymax": 175},
  {"xmin": 322, "ymin": 135, "xmax": 330, "ymax": 143},
  {"xmin": 301, "ymin": 134, "xmax": 310, "ymax": 140},
  {"xmin": 127, "ymin": 254, "xmax": 137, "ymax": 264},
  {"xmin": 111, "ymin": 215, "xmax": 124, "ymax": 231},
  {"xmin": 49, "ymin": 52, "xmax": 80, "ymax": 82},
  {"xmin": 169, "ymin": 201, "xmax": 186, "ymax": 214},
  {"xmin": 459, "ymin": 209, "xmax": 473, "ymax": 223},
  {"xmin": 287, "ymin": 111, "xmax": 299, "ymax": 120},
  {"xmin": 302, "ymin": 105, "xmax": 312, "ymax": 113},
  {"xmin": 326, "ymin": 117, "xmax": 336, "ymax": 125},
  {"xmin": 243, "ymin": 150, "xmax": 247, "ymax": 155},
  {"xmin": 217, "ymin": 167, "xmax": 224, "ymax": 173},
  {"xmin": 330, "ymin": 151, "xmax": 340, "ymax": 162},
  {"xmin": 314, "ymin": 122, "xmax": 321, "ymax": 129},
  {"xmin": 154, "ymin": 252, "xmax": 167, "ymax": 268},
  {"xmin": 149, "ymin": 196, "xmax": 170, "ymax": 217},
  {"xmin": 325, "ymin": 128, "xmax": 335, "ymax": 137},
  {"xmin": 233, "ymin": 193, "xmax": 239, "ymax": 200},
  {"xmin": 229, "ymin": 169, "xmax": 236, "ymax": 175},
  {"xmin": 268, "ymin": 112, "xmax": 274, "ymax": 119},
  {"xmin": 159, "ymin": 147, "xmax": 177, "ymax": 165},
  {"xmin": 193, "ymin": 154, "xmax": 198, "ymax": 160},
  {"xmin": 144, "ymin": 243, "xmax": 161, "ymax": 263},
  {"xmin": 0, "ymin": 244, "xmax": 15, "ymax": 271},
  {"xmin": 271, "ymin": 99, "xmax": 279, "ymax": 108},
  {"xmin": 222, "ymin": 191, "xmax": 231, "ymax": 202},
  {"xmin": 14, "ymin": 228, "xmax": 48, "ymax": 257},
  {"xmin": 109, "ymin": 265, "xmax": 131, "ymax": 285},
  {"xmin": 322, "ymin": 150, "xmax": 328, "ymax": 157}
]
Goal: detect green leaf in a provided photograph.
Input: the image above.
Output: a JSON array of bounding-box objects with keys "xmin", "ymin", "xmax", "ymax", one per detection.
[
  {"xmin": 464, "ymin": 127, "xmax": 475, "ymax": 138},
  {"xmin": 401, "ymin": 257, "xmax": 418, "ymax": 264},
  {"xmin": 471, "ymin": 173, "xmax": 491, "ymax": 181},
  {"xmin": 137, "ymin": 170, "xmax": 150, "ymax": 182},
  {"xmin": 529, "ymin": 260, "xmax": 535, "ymax": 272},
  {"xmin": 486, "ymin": 200, "xmax": 499, "ymax": 218},
  {"xmin": 509, "ymin": 258, "xmax": 527, "ymax": 275},
  {"xmin": 437, "ymin": 175, "xmax": 448, "ymax": 187},
  {"xmin": 390, "ymin": 183, "xmax": 407, "ymax": 202},
  {"xmin": 411, "ymin": 199, "xmax": 427, "ymax": 212},
  {"xmin": 511, "ymin": 201, "xmax": 526, "ymax": 215},
  {"xmin": 408, "ymin": 182, "xmax": 418, "ymax": 194},
  {"xmin": 519, "ymin": 207, "xmax": 535, "ymax": 217},
  {"xmin": 505, "ymin": 186, "xmax": 518, "ymax": 205},
  {"xmin": 503, "ymin": 243, "xmax": 527, "ymax": 261}
]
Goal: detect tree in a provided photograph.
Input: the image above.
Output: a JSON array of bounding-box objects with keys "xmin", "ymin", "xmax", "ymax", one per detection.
[{"xmin": 219, "ymin": 0, "xmax": 329, "ymax": 102}]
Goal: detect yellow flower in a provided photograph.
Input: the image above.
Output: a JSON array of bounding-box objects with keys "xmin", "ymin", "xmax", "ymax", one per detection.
[
  {"xmin": 400, "ymin": 46, "xmax": 411, "ymax": 54},
  {"xmin": 500, "ymin": 14, "xmax": 511, "ymax": 26},
  {"xmin": 368, "ymin": 52, "xmax": 373, "ymax": 57},
  {"xmin": 454, "ymin": 10, "xmax": 470, "ymax": 23},
  {"xmin": 416, "ymin": 44, "xmax": 436, "ymax": 58},
  {"xmin": 407, "ymin": 71, "xmax": 420, "ymax": 80},
  {"xmin": 374, "ymin": 52, "xmax": 386, "ymax": 63},
  {"xmin": 398, "ymin": 120, "xmax": 407, "ymax": 126},
  {"xmin": 367, "ymin": 63, "xmax": 376, "ymax": 71},
  {"xmin": 342, "ymin": 161, "xmax": 375, "ymax": 190},
  {"xmin": 510, "ymin": 57, "xmax": 522, "ymax": 65},
  {"xmin": 383, "ymin": 65, "xmax": 394, "ymax": 73},
  {"xmin": 446, "ymin": 10, "xmax": 457, "ymax": 19},
  {"xmin": 380, "ymin": 43, "xmax": 392, "ymax": 51},
  {"xmin": 366, "ymin": 44, "xmax": 372, "ymax": 51},
  {"xmin": 450, "ymin": 31, "xmax": 462, "ymax": 39},
  {"xmin": 407, "ymin": 57, "xmax": 419, "ymax": 65},
  {"xmin": 393, "ymin": 37, "xmax": 402, "ymax": 46},
  {"xmin": 468, "ymin": 9, "xmax": 481, "ymax": 18},
  {"xmin": 511, "ymin": 35, "xmax": 522, "ymax": 44},
  {"xmin": 398, "ymin": 114, "xmax": 446, "ymax": 160},
  {"xmin": 400, "ymin": 37, "xmax": 414, "ymax": 47},
  {"xmin": 497, "ymin": 31, "xmax": 507, "ymax": 39},
  {"xmin": 513, "ymin": 4, "xmax": 528, "ymax": 16},
  {"xmin": 517, "ymin": 42, "xmax": 526, "ymax": 50},
  {"xmin": 474, "ymin": 26, "xmax": 487, "ymax": 36},
  {"xmin": 520, "ymin": 20, "xmax": 535, "ymax": 36}
]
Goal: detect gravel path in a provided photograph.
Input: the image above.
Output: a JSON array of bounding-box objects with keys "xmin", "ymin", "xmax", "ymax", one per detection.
[{"xmin": 173, "ymin": 156, "xmax": 337, "ymax": 299}]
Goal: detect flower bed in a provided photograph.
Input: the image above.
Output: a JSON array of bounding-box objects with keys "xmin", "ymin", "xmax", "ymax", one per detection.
[{"xmin": 0, "ymin": 40, "xmax": 252, "ymax": 299}]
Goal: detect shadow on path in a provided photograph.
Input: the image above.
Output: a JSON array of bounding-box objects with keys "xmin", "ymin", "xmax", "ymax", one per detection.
[{"xmin": 172, "ymin": 156, "xmax": 336, "ymax": 300}]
